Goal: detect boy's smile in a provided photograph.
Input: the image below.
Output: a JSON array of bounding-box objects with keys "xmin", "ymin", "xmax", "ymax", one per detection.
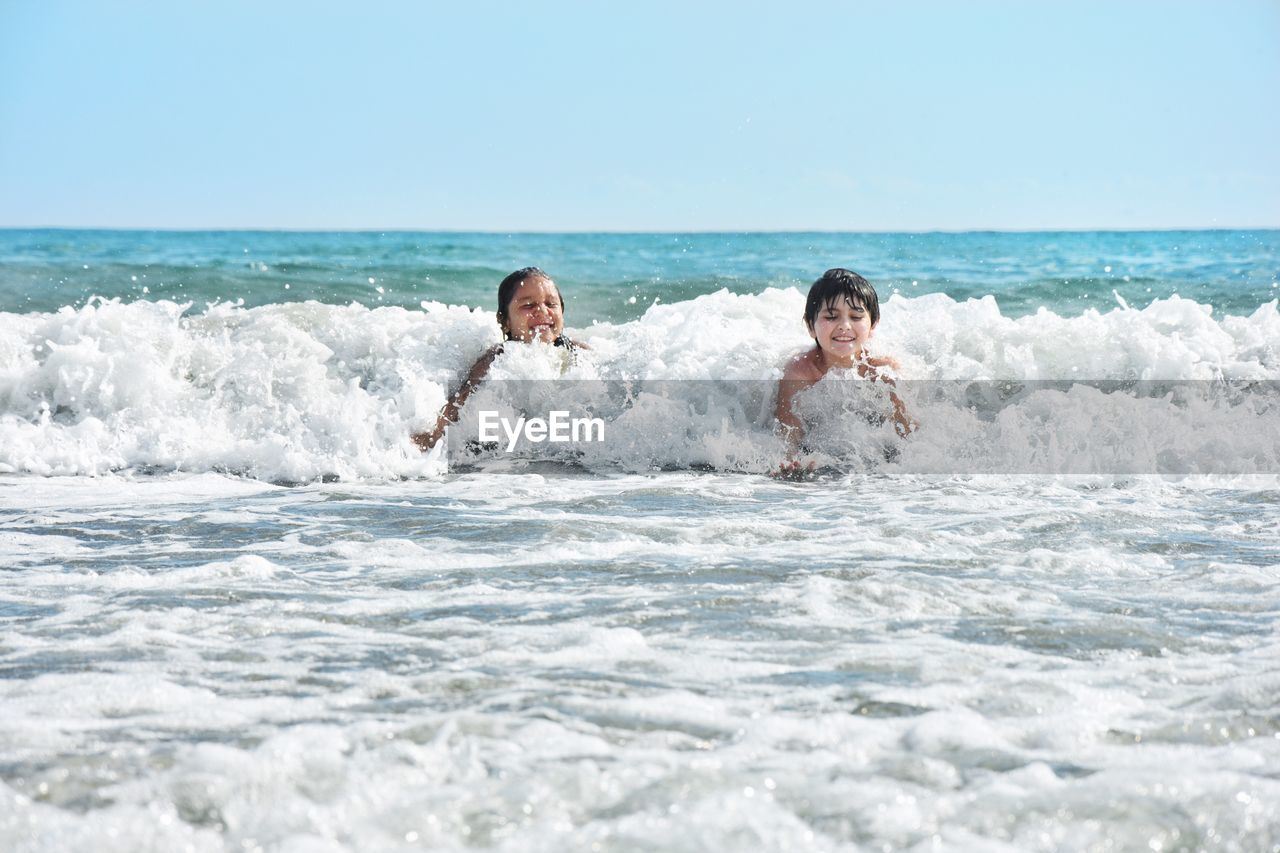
[{"xmin": 809, "ymin": 296, "xmax": 874, "ymax": 365}]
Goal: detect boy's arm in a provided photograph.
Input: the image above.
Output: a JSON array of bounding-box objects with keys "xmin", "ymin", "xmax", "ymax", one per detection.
[
  {"xmin": 775, "ymin": 382, "xmax": 805, "ymax": 449},
  {"xmin": 772, "ymin": 356, "xmax": 823, "ymax": 480},
  {"xmin": 888, "ymin": 388, "xmax": 917, "ymax": 437},
  {"xmin": 773, "ymin": 379, "xmax": 810, "ymax": 479},
  {"xmin": 866, "ymin": 356, "xmax": 918, "ymax": 437},
  {"xmin": 774, "ymin": 359, "xmax": 815, "ymax": 450},
  {"xmin": 411, "ymin": 347, "xmax": 500, "ymax": 452}
]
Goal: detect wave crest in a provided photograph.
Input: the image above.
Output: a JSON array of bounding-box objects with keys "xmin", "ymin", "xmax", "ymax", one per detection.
[{"xmin": 1, "ymin": 292, "xmax": 1277, "ymax": 479}]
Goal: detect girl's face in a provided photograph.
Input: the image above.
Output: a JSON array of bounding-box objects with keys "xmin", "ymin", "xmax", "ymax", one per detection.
[
  {"xmin": 503, "ymin": 277, "xmax": 564, "ymax": 343},
  {"xmin": 809, "ymin": 296, "xmax": 875, "ymax": 364}
]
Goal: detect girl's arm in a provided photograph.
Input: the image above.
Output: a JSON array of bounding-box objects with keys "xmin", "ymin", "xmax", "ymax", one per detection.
[{"xmin": 411, "ymin": 346, "xmax": 500, "ymax": 452}]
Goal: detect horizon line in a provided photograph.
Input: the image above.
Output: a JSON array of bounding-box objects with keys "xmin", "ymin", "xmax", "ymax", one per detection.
[{"xmin": 2, "ymin": 225, "xmax": 1279, "ymax": 236}]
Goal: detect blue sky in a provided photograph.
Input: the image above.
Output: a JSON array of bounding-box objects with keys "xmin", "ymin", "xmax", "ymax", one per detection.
[{"xmin": 1, "ymin": 0, "xmax": 1277, "ymax": 231}]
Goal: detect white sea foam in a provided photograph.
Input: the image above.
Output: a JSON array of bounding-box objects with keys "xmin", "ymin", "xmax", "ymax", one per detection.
[
  {"xmin": 2, "ymin": 471, "xmax": 1278, "ymax": 849},
  {"xmin": 1, "ymin": 292, "xmax": 1277, "ymax": 479}
]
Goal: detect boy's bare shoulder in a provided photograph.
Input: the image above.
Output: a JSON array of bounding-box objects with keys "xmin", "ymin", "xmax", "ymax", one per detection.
[
  {"xmin": 781, "ymin": 348, "xmax": 825, "ymax": 382},
  {"xmin": 864, "ymin": 355, "xmax": 901, "ymax": 371},
  {"xmin": 859, "ymin": 355, "xmax": 903, "ymax": 385}
]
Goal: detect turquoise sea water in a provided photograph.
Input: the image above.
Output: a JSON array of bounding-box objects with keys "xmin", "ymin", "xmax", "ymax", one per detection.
[{"xmin": 2, "ymin": 229, "xmax": 1277, "ymax": 320}]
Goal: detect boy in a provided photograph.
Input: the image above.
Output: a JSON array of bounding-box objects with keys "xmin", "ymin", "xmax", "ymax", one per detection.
[{"xmin": 774, "ymin": 268, "xmax": 914, "ymax": 466}]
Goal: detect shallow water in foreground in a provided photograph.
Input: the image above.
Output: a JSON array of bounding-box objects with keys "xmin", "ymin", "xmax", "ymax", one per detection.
[{"xmin": 2, "ymin": 471, "xmax": 1278, "ymax": 851}]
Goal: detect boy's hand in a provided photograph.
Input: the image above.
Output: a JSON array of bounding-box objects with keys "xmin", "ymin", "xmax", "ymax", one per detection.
[{"xmin": 770, "ymin": 459, "xmax": 817, "ymax": 480}]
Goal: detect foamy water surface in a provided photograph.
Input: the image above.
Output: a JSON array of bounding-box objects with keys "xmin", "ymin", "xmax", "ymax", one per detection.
[
  {"xmin": 2, "ymin": 471, "xmax": 1278, "ymax": 851},
  {"xmin": 2, "ymin": 289, "xmax": 1278, "ymax": 480}
]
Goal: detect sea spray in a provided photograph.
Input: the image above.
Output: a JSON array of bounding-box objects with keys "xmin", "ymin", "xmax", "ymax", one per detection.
[{"xmin": 1, "ymin": 292, "xmax": 1278, "ymax": 479}]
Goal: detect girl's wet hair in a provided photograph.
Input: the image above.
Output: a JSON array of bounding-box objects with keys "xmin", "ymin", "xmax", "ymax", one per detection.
[
  {"xmin": 804, "ymin": 268, "xmax": 880, "ymax": 330},
  {"xmin": 496, "ymin": 266, "xmax": 564, "ymax": 340}
]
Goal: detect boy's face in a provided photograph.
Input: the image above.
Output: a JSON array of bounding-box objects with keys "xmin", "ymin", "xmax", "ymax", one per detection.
[{"xmin": 809, "ymin": 296, "xmax": 875, "ymax": 360}]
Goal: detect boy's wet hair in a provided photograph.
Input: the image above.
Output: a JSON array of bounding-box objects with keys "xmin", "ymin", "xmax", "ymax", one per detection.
[
  {"xmin": 496, "ymin": 267, "xmax": 564, "ymax": 339},
  {"xmin": 803, "ymin": 268, "xmax": 880, "ymax": 331}
]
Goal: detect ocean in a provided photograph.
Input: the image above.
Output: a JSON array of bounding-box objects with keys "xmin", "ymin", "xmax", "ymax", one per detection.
[{"xmin": 2, "ymin": 229, "xmax": 1278, "ymax": 851}]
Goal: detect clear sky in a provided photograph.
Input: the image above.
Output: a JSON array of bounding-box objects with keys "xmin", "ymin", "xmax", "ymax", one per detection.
[{"xmin": 2, "ymin": 0, "xmax": 1277, "ymax": 231}]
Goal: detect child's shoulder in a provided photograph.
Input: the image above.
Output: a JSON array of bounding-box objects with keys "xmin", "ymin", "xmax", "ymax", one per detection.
[
  {"xmin": 864, "ymin": 355, "xmax": 901, "ymax": 372},
  {"xmin": 858, "ymin": 354, "xmax": 902, "ymax": 384},
  {"xmin": 781, "ymin": 347, "xmax": 826, "ymax": 382}
]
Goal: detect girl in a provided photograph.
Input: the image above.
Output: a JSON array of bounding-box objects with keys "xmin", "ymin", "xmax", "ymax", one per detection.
[{"xmin": 412, "ymin": 267, "xmax": 588, "ymax": 452}]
